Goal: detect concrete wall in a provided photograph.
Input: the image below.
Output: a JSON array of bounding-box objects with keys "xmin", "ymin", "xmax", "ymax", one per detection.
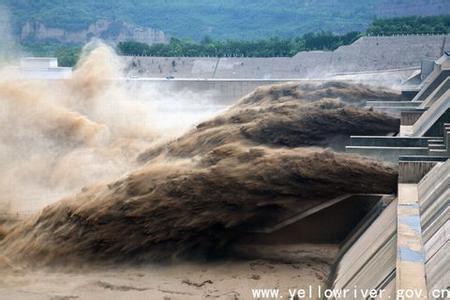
[
  {"xmin": 398, "ymin": 161, "xmax": 440, "ymax": 184},
  {"xmin": 330, "ymin": 199, "xmax": 397, "ymax": 299},
  {"xmin": 331, "ymin": 57, "xmax": 448, "ymax": 297},
  {"xmin": 421, "ymin": 78, "xmax": 450, "ymax": 108},
  {"xmin": 413, "ymin": 70, "xmax": 450, "ymax": 102},
  {"xmin": 11, "ymin": 57, "xmax": 73, "ymax": 80},
  {"xmin": 349, "ymin": 136, "xmax": 430, "ymax": 147},
  {"xmin": 20, "ymin": 57, "xmax": 58, "ymax": 68},
  {"xmin": 125, "ymin": 35, "xmax": 450, "ymax": 79},
  {"xmin": 127, "ymin": 77, "xmax": 411, "ymax": 105},
  {"xmin": 417, "ymin": 161, "xmax": 449, "ymax": 294},
  {"xmin": 238, "ymin": 195, "xmax": 382, "ymax": 245},
  {"xmin": 127, "ymin": 79, "xmax": 292, "ymax": 104},
  {"xmin": 401, "ymin": 110, "xmax": 426, "ymax": 126},
  {"xmin": 396, "ymin": 183, "xmax": 428, "ymax": 297},
  {"xmin": 411, "ymin": 91, "xmax": 450, "ymax": 137},
  {"xmin": 346, "ymin": 146, "xmax": 429, "ymax": 163},
  {"xmin": 330, "ymin": 161, "xmax": 449, "ymax": 299},
  {"xmin": 328, "ymin": 35, "xmax": 448, "ymax": 73}
]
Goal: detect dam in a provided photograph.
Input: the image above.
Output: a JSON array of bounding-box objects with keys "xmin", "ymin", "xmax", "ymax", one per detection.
[
  {"xmin": 332, "ymin": 54, "xmax": 449, "ymax": 299},
  {"xmin": 0, "ymin": 35, "xmax": 448, "ymax": 299},
  {"xmin": 14, "ymin": 35, "xmax": 450, "ymax": 104},
  {"xmin": 230, "ymin": 54, "xmax": 449, "ymax": 299},
  {"xmin": 123, "ymin": 34, "xmax": 450, "ymax": 103},
  {"xmin": 132, "ymin": 45, "xmax": 449, "ymax": 298},
  {"xmin": 125, "ymin": 35, "xmax": 450, "ymax": 79}
]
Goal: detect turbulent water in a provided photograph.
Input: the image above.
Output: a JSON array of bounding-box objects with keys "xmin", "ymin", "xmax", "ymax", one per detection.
[
  {"xmin": 139, "ymin": 81, "xmax": 403, "ymax": 161},
  {"xmin": 0, "ymin": 45, "xmax": 160, "ymax": 215},
  {"xmin": 0, "ymin": 45, "xmax": 403, "ymax": 267}
]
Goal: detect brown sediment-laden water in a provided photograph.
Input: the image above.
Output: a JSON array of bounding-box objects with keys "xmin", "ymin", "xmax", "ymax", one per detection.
[{"xmin": 0, "ymin": 44, "xmax": 402, "ymax": 268}]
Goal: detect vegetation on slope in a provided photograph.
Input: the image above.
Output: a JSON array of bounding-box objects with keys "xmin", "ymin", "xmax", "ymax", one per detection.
[
  {"xmin": 3, "ymin": 0, "xmax": 450, "ymax": 40},
  {"xmin": 19, "ymin": 14, "xmax": 450, "ymax": 66},
  {"xmin": 116, "ymin": 15, "xmax": 450, "ymax": 58},
  {"xmin": 367, "ymin": 15, "xmax": 450, "ymax": 35},
  {"xmin": 117, "ymin": 32, "xmax": 361, "ymax": 57}
]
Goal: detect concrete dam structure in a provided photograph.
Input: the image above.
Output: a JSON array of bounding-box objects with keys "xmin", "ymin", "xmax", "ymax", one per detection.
[
  {"xmin": 334, "ymin": 54, "xmax": 449, "ymax": 299},
  {"xmin": 0, "ymin": 40, "xmax": 448, "ymax": 299},
  {"xmin": 230, "ymin": 54, "xmax": 449, "ymax": 299},
  {"xmin": 125, "ymin": 34, "xmax": 450, "ymax": 79},
  {"xmin": 229, "ymin": 54, "xmax": 449, "ymax": 299},
  {"xmin": 124, "ymin": 34, "xmax": 450, "ymax": 104}
]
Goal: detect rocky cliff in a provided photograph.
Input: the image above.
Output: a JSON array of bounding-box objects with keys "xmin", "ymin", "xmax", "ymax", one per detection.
[{"xmin": 20, "ymin": 19, "xmax": 167, "ymax": 44}]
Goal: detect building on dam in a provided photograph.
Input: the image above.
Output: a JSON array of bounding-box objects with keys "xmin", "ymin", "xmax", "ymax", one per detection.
[{"xmin": 9, "ymin": 57, "xmax": 72, "ymax": 80}]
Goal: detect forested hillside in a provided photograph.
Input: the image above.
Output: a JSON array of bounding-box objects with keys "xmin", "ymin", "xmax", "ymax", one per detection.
[
  {"xmin": 22, "ymin": 15, "xmax": 450, "ymax": 67},
  {"xmin": 367, "ymin": 15, "xmax": 450, "ymax": 35},
  {"xmin": 117, "ymin": 15, "xmax": 450, "ymax": 58},
  {"xmin": 117, "ymin": 31, "xmax": 362, "ymax": 57},
  {"xmin": 2, "ymin": 0, "xmax": 450, "ymax": 40}
]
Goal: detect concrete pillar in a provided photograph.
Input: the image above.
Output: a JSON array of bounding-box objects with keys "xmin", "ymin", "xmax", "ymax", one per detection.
[
  {"xmin": 398, "ymin": 161, "xmax": 438, "ymax": 184},
  {"xmin": 444, "ymin": 123, "xmax": 450, "ymax": 157},
  {"xmin": 401, "ymin": 111, "xmax": 425, "ymax": 126},
  {"xmin": 396, "ymin": 184, "xmax": 428, "ymax": 299}
]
